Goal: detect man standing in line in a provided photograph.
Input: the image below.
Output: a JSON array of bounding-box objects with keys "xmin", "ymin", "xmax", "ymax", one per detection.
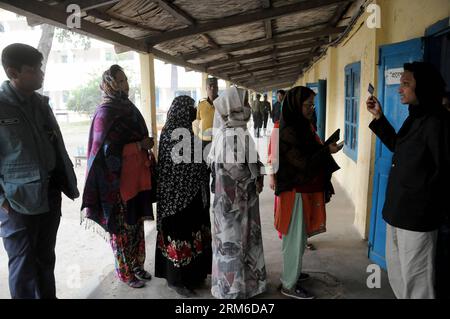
[
  {"xmin": 0, "ymin": 43, "xmax": 79, "ymax": 299},
  {"xmin": 193, "ymin": 77, "xmax": 219, "ymax": 194},
  {"xmin": 193, "ymin": 77, "xmax": 219, "ymax": 152}
]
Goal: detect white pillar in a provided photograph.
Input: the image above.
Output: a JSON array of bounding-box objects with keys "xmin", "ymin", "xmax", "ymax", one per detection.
[
  {"xmin": 139, "ymin": 53, "xmax": 158, "ymax": 157},
  {"xmin": 201, "ymin": 72, "xmax": 209, "ymax": 99}
]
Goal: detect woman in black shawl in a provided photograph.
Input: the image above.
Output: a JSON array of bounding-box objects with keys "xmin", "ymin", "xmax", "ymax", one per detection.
[
  {"xmin": 275, "ymin": 86, "xmax": 341, "ymax": 299},
  {"xmin": 155, "ymin": 96, "xmax": 212, "ymax": 297}
]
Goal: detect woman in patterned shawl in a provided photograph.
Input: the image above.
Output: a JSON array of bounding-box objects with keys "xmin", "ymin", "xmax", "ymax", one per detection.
[
  {"xmin": 155, "ymin": 95, "xmax": 212, "ymax": 297},
  {"xmin": 208, "ymin": 86, "xmax": 267, "ymax": 299},
  {"xmin": 81, "ymin": 65, "xmax": 155, "ymax": 288}
]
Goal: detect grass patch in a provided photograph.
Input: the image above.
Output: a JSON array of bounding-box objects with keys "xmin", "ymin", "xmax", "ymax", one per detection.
[{"xmin": 59, "ymin": 120, "xmax": 91, "ymax": 136}]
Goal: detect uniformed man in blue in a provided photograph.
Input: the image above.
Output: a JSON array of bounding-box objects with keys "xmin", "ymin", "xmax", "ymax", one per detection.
[{"xmin": 0, "ymin": 43, "xmax": 79, "ymax": 299}]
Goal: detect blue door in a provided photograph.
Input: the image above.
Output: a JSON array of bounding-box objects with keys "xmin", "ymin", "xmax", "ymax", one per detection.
[
  {"xmin": 307, "ymin": 80, "xmax": 327, "ymax": 141},
  {"xmin": 368, "ymin": 38, "xmax": 424, "ymax": 269}
]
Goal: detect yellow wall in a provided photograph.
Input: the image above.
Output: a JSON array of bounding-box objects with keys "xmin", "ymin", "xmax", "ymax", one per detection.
[
  {"xmin": 294, "ymin": 0, "xmax": 449, "ymax": 238},
  {"xmin": 378, "ymin": 0, "xmax": 450, "ymax": 45}
]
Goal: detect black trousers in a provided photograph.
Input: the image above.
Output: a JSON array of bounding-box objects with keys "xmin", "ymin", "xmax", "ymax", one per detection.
[
  {"xmin": 0, "ymin": 188, "xmax": 61, "ymax": 299},
  {"xmin": 263, "ymin": 113, "xmax": 269, "ymax": 129}
]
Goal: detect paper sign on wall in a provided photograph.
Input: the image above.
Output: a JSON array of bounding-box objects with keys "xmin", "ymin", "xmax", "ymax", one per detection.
[{"xmin": 385, "ymin": 68, "xmax": 404, "ymax": 85}]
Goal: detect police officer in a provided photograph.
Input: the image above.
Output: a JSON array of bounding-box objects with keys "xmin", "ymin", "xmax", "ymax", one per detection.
[{"xmin": 0, "ymin": 43, "xmax": 79, "ymax": 299}]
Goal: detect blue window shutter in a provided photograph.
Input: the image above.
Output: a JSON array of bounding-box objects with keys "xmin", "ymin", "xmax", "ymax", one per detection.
[{"xmin": 343, "ymin": 62, "xmax": 361, "ymax": 162}]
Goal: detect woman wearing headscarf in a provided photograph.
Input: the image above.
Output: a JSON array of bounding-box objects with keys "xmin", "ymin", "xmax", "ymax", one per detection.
[
  {"xmin": 367, "ymin": 62, "xmax": 448, "ymax": 299},
  {"xmin": 208, "ymin": 86, "xmax": 267, "ymax": 299},
  {"xmin": 81, "ymin": 65, "xmax": 155, "ymax": 288},
  {"xmin": 155, "ymin": 96, "xmax": 212, "ymax": 297},
  {"xmin": 275, "ymin": 86, "xmax": 341, "ymax": 299}
]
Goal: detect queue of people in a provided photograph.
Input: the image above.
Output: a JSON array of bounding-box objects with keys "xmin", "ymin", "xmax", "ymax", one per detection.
[{"xmin": 0, "ymin": 43, "xmax": 449, "ymax": 300}]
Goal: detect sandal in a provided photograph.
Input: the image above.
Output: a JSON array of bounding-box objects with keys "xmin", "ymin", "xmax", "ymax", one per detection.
[
  {"xmin": 134, "ymin": 268, "xmax": 152, "ymax": 281},
  {"xmin": 127, "ymin": 278, "xmax": 145, "ymax": 289}
]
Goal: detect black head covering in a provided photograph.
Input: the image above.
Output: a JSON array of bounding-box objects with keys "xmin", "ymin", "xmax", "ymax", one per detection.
[
  {"xmin": 279, "ymin": 86, "xmax": 316, "ymax": 142},
  {"xmin": 156, "ymin": 96, "xmax": 209, "ymax": 229},
  {"xmin": 403, "ymin": 62, "xmax": 446, "ymax": 115},
  {"xmin": 275, "ymin": 86, "xmax": 340, "ymax": 196}
]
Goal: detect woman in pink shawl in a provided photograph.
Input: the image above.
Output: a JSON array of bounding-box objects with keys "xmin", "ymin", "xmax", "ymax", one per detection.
[{"xmin": 81, "ymin": 65, "xmax": 155, "ymax": 288}]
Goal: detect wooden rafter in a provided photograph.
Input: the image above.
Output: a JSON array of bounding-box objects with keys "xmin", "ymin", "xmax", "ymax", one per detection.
[
  {"xmin": 0, "ymin": 0, "xmax": 354, "ymax": 91},
  {"xmin": 154, "ymin": 0, "xmax": 195, "ymax": 26},
  {"xmin": 328, "ymin": 1, "xmax": 352, "ymax": 27},
  {"xmin": 246, "ymin": 77, "xmax": 297, "ymax": 89},
  {"xmin": 181, "ymin": 27, "xmax": 345, "ymax": 61},
  {"xmin": 205, "ymin": 42, "xmax": 322, "ymax": 70},
  {"xmin": 240, "ymin": 69, "xmax": 302, "ymax": 83},
  {"xmin": 228, "ymin": 58, "xmax": 307, "ymax": 78},
  {"xmin": 86, "ymin": 9, "xmax": 163, "ymax": 34},
  {"xmin": 144, "ymin": 0, "xmax": 351, "ymax": 45},
  {"xmin": 210, "ymin": 53, "xmax": 314, "ymax": 74},
  {"xmin": 252, "ymin": 78, "xmax": 297, "ymax": 88},
  {"xmin": 154, "ymin": 0, "xmax": 237, "ymax": 65},
  {"xmin": 261, "ymin": 0, "xmax": 272, "ymax": 40},
  {"xmin": 0, "ymin": 0, "xmax": 148, "ymax": 52}
]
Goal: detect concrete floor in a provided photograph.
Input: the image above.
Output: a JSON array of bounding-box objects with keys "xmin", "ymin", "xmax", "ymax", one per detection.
[
  {"xmin": 84, "ymin": 177, "xmax": 395, "ymax": 299},
  {"xmin": 0, "ymin": 128, "xmax": 395, "ymax": 299}
]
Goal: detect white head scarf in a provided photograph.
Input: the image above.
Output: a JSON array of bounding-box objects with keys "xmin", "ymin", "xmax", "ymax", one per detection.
[{"xmin": 207, "ymin": 87, "xmax": 260, "ymax": 179}]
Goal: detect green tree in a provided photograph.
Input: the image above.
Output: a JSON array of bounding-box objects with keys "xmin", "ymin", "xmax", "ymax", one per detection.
[
  {"xmin": 66, "ymin": 74, "xmax": 141, "ymax": 115},
  {"xmin": 66, "ymin": 75, "xmax": 102, "ymax": 115},
  {"xmin": 36, "ymin": 24, "xmax": 91, "ymax": 94}
]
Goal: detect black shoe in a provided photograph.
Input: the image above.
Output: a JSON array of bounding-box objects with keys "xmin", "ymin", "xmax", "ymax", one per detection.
[
  {"xmin": 281, "ymin": 286, "xmax": 315, "ymax": 299},
  {"xmin": 168, "ymin": 283, "xmax": 196, "ymax": 298}
]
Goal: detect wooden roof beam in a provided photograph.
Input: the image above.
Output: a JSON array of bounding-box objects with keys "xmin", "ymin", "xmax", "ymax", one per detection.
[
  {"xmin": 182, "ymin": 27, "xmax": 344, "ymax": 61},
  {"xmin": 0, "ymin": 0, "xmax": 235, "ymax": 81},
  {"xmin": 240, "ymin": 68, "xmax": 301, "ymax": 79},
  {"xmin": 261, "ymin": 0, "xmax": 272, "ymax": 40},
  {"xmin": 154, "ymin": 0, "xmax": 195, "ymax": 26},
  {"xmin": 227, "ymin": 58, "xmax": 309, "ymax": 78},
  {"xmin": 154, "ymin": 0, "xmax": 237, "ymax": 64},
  {"xmin": 0, "ymin": 0, "xmax": 148, "ymax": 52},
  {"xmin": 205, "ymin": 42, "xmax": 322, "ymax": 70},
  {"xmin": 240, "ymin": 70, "xmax": 302, "ymax": 83},
  {"xmin": 255, "ymin": 82, "xmax": 294, "ymax": 91},
  {"xmin": 86, "ymin": 9, "xmax": 163, "ymax": 34},
  {"xmin": 246, "ymin": 78, "xmax": 297, "ymax": 90},
  {"xmin": 144, "ymin": 0, "xmax": 351, "ymax": 45},
  {"xmin": 328, "ymin": 1, "xmax": 352, "ymax": 27},
  {"xmin": 210, "ymin": 53, "xmax": 316, "ymax": 74}
]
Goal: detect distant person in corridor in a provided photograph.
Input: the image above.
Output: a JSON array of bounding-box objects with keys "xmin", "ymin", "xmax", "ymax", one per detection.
[{"xmin": 366, "ymin": 62, "xmax": 448, "ymax": 299}]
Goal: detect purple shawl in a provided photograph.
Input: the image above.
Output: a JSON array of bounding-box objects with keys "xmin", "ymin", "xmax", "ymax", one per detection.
[{"xmin": 81, "ymin": 99, "xmax": 151, "ymax": 233}]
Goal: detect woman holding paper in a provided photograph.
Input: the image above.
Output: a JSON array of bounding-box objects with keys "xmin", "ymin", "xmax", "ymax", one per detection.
[{"xmin": 274, "ymin": 86, "xmax": 342, "ymax": 299}]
